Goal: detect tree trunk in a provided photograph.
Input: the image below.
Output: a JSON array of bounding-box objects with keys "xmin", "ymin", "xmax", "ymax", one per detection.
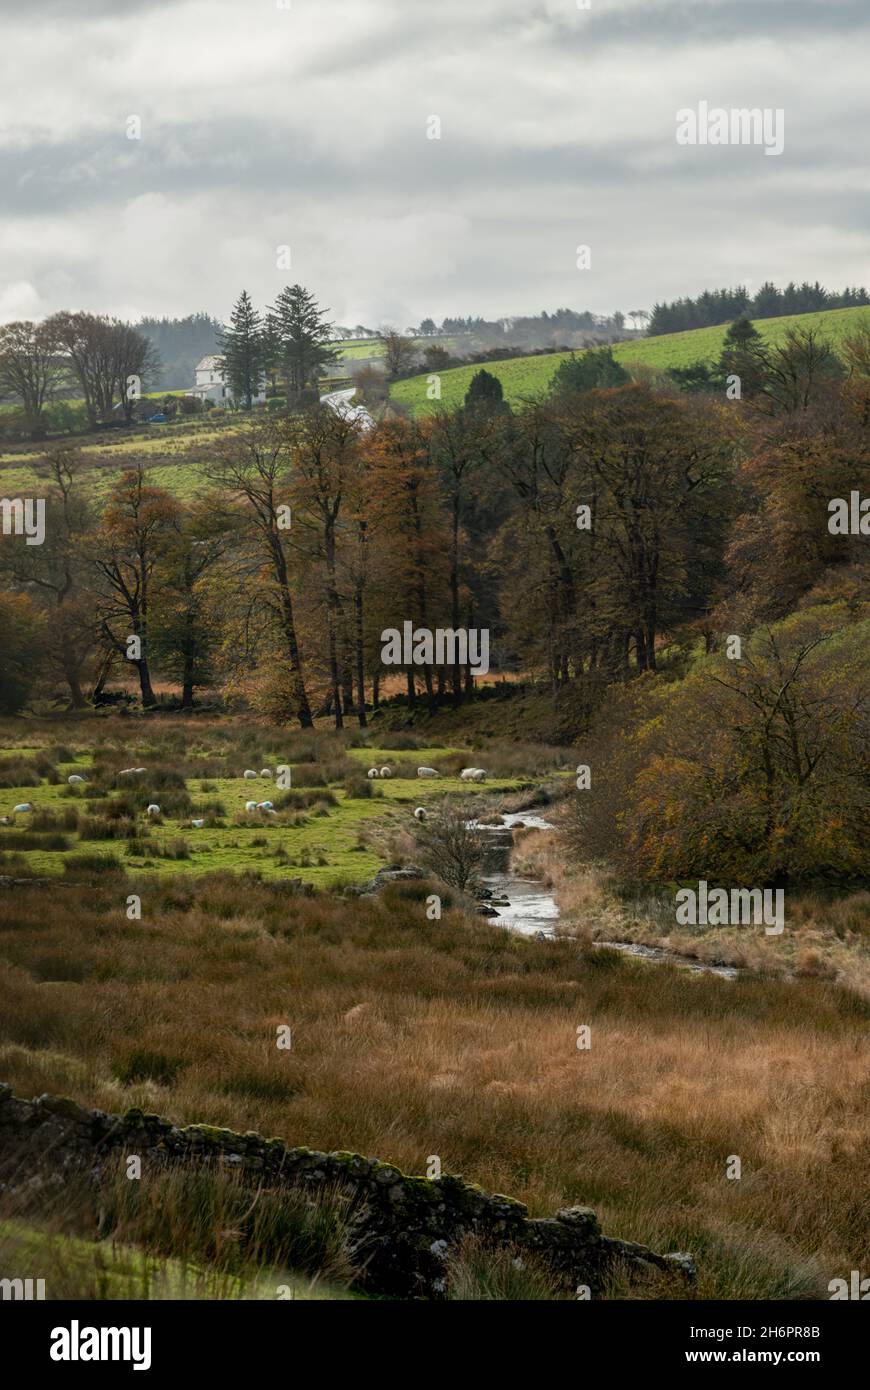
[
  {"xmin": 270, "ymin": 533, "xmax": 313, "ymax": 727},
  {"xmin": 450, "ymin": 494, "xmax": 462, "ymax": 705},
  {"xmin": 136, "ymin": 657, "xmax": 157, "ymax": 708},
  {"xmin": 354, "ymin": 587, "xmax": 367, "ymax": 727}
]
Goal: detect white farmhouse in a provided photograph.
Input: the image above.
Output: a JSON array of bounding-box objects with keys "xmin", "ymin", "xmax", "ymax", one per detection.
[{"xmin": 188, "ymin": 356, "xmax": 266, "ymax": 408}]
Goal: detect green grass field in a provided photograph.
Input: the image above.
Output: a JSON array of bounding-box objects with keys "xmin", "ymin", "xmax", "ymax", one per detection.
[
  {"xmin": 389, "ymin": 304, "xmax": 870, "ymax": 415},
  {"xmin": 0, "ymin": 723, "xmax": 551, "ymax": 887},
  {"xmin": 0, "ymin": 416, "xmax": 250, "ymax": 500},
  {"xmin": 332, "ymin": 338, "xmax": 384, "ymax": 360},
  {"xmin": 0, "ymin": 1219, "xmax": 355, "ymax": 1301}
]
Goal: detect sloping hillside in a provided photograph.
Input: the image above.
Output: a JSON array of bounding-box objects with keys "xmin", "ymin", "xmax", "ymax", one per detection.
[{"xmin": 389, "ymin": 304, "xmax": 870, "ymax": 415}]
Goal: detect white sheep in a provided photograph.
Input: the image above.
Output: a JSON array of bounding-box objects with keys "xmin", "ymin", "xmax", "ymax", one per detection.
[
  {"xmin": 146, "ymin": 804, "xmax": 160, "ymax": 816},
  {"xmin": 460, "ymin": 767, "xmax": 486, "ymax": 782},
  {"xmin": 413, "ymin": 807, "xmax": 428, "ymax": 821},
  {"xmin": 260, "ymin": 768, "xmax": 272, "ymax": 778},
  {"xmin": 191, "ymin": 818, "xmax": 205, "ymax": 829},
  {"xmin": 367, "ymin": 768, "xmax": 380, "ymax": 779},
  {"xmin": 379, "ymin": 766, "xmax": 392, "ymax": 779},
  {"xmin": 257, "ymin": 800, "xmax": 273, "ymax": 811},
  {"xmin": 243, "ymin": 770, "xmax": 257, "ymax": 780},
  {"xmin": 417, "ymin": 767, "xmax": 438, "ymax": 778},
  {"xmin": 12, "ymin": 803, "xmax": 32, "ymax": 814},
  {"xmin": 244, "ymin": 800, "xmax": 258, "ymax": 812},
  {"xmin": 67, "ymin": 774, "xmax": 85, "ymax": 784}
]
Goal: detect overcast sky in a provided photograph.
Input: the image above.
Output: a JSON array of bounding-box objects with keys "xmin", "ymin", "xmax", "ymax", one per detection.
[{"xmin": 0, "ymin": 0, "xmax": 868, "ymax": 329}]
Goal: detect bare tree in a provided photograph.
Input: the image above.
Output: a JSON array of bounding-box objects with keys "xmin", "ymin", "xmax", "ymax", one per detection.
[
  {"xmin": 380, "ymin": 326, "xmax": 419, "ymax": 379},
  {"xmin": 0, "ymin": 320, "xmax": 67, "ymax": 438},
  {"xmin": 91, "ymin": 464, "xmax": 178, "ymax": 707},
  {"xmin": 48, "ymin": 312, "xmax": 119, "ymax": 427},
  {"xmin": 413, "ymin": 802, "xmax": 488, "ymax": 892},
  {"xmin": 111, "ymin": 322, "xmax": 161, "ymax": 422},
  {"xmin": 204, "ymin": 420, "xmax": 314, "ymax": 727}
]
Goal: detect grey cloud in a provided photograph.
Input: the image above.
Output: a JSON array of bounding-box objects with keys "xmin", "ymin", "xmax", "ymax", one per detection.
[{"xmin": 0, "ymin": 0, "xmax": 868, "ymax": 325}]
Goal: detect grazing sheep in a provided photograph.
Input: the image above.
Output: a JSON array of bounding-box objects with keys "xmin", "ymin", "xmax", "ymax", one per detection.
[
  {"xmin": 257, "ymin": 801, "xmax": 274, "ymax": 811},
  {"xmin": 260, "ymin": 768, "xmax": 272, "ymax": 778},
  {"xmin": 0, "ymin": 816, "xmax": 10, "ymax": 826},
  {"xmin": 379, "ymin": 766, "xmax": 392, "ymax": 779},
  {"xmin": 417, "ymin": 767, "xmax": 438, "ymax": 778},
  {"xmin": 146, "ymin": 804, "xmax": 160, "ymax": 816},
  {"xmin": 367, "ymin": 768, "xmax": 380, "ymax": 779},
  {"xmin": 243, "ymin": 770, "xmax": 257, "ymax": 780},
  {"xmin": 12, "ymin": 803, "xmax": 32, "ymax": 814},
  {"xmin": 244, "ymin": 800, "xmax": 258, "ymax": 812},
  {"xmin": 191, "ymin": 818, "xmax": 205, "ymax": 829},
  {"xmin": 460, "ymin": 767, "xmax": 486, "ymax": 782},
  {"xmin": 413, "ymin": 807, "xmax": 428, "ymax": 821},
  {"xmin": 67, "ymin": 774, "xmax": 85, "ymax": 784}
]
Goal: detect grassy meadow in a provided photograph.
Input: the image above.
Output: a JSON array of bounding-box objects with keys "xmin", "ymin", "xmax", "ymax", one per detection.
[
  {"xmin": 389, "ymin": 304, "xmax": 870, "ymax": 415},
  {"xmin": 0, "ymin": 413, "xmax": 247, "ymax": 501},
  {"xmin": 1, "ymin": 850, "xmax": 868, "ymax": 1300},
  {"xmin": 0, "ymin": 714, "xmax": 868, "ymax": 1300},
  {"xmin": 0, "ymin": 717, "xmax": 555, "ymax": 885}
]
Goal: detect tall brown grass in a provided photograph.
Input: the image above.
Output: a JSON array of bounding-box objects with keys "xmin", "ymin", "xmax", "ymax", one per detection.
[{"xmin": 0, "ymin": 871, "xmax": 868, "ymax": 1298}]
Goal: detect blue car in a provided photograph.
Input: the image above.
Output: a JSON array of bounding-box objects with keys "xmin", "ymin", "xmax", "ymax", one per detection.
[{"xmin": 148, "ymin": 412, "xmax": 167, "ymax": 423}]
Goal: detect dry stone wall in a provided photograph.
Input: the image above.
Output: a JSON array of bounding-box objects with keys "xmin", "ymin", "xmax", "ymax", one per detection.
[{"xmin": 0, "ymin": 1084, "xmax": 695, "ymax": 1298}]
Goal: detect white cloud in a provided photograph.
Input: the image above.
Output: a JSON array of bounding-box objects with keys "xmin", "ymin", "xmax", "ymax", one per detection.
[{"xmin": 0, "ymin": 0, "xmax": 868, "ymax": 325}]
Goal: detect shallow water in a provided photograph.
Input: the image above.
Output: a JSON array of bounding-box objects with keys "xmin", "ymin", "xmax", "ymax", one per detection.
[
  {"xmin": 473, "ymin": 810, "xmax": 739, "ymax": 973},
  {"xmin": 474, "ymin": 811, "xmax": 560, "ymax": 936},
  {"xmin": 481, "ymin": 870, "xmax": 559, "ymax": 938},
  {"xmin": 593, "ymin": 939, "xmax": 740, "ymax": 979}
]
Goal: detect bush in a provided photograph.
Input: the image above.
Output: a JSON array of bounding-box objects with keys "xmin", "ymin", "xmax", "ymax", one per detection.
[
  {"xmin": 343, "ymin": 774, "xmax": 374, "ymax": 799},
  {"xmin": 63, "ymin": 853, "xmax": 123, "ymax": 875},
  {"xmin": 413, "ymin": 801, "xmax": 488, "ymax": 892},
  {"xmin": 116, "ymin": 1049, "xmax": 182, "ymax": 1087}
]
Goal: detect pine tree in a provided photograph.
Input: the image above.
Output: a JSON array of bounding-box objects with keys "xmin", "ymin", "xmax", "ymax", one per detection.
[
  {"xmin": 216, "ymin": 290, "xmax": 265, "ymax": 409},
  {"xmin": 549, "ymin": 346, "xmax": 629, "ymax": 397},
  {"xmin": 717, "ymin": 316, "xmax": 766, "ymax": 398},
  {"xmin": 463, "ymin": 368, "xmax": 508, "ymax": 414},
  {"xmin": 269, "ymin": 284, "xmax": 338, "ymax": 407}
]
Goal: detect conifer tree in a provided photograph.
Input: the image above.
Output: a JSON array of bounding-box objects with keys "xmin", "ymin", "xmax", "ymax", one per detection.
[
  {"xmin": 269, "ymin": 284, "xmax": 338, "ymax": 407},
  {"xmin": 717, "ymin": 316, "xmax": 766, "ymax": 398},
  {"xmin": 217, "ymin": 290, "xmax": 265, "ymax": 409}
]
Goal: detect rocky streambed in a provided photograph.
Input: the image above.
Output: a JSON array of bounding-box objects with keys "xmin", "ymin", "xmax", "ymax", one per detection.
[{"xmin": 471, "ymin": 808, "xmax": 741, "ymax": 978}]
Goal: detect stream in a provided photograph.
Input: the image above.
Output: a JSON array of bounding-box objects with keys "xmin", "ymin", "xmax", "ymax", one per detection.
[
  {"xmin": 473, "ymin": 809, "xmax": 739, "ymax": 977},
  {"xmin": 472, "ymin": 812, "xmax": 560, "ymax": 939}
]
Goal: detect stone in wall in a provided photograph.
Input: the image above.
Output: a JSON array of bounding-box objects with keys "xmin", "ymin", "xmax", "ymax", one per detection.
[{"xmin": 0, "ymin": 1084, "xmax": 695, "ymax": 1298}]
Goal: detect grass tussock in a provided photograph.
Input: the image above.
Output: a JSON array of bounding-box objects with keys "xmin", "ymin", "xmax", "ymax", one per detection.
[{"xmin": 0, "ymin": 872, "xmax": 868, "ymax": 1299}]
